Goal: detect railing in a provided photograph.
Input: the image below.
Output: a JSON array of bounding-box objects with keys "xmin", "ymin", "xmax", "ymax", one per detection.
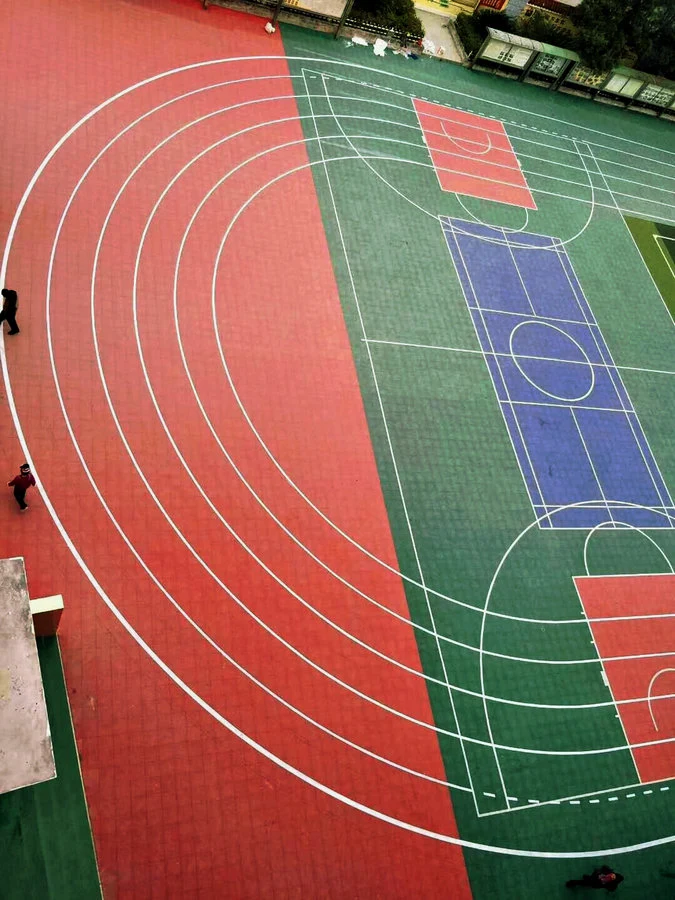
[{"xmin": 202, "ymin": 0, "xmax": 423, "ymax": 42}]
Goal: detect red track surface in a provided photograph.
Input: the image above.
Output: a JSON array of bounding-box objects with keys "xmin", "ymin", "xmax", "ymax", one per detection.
[
  {"xmin": 414, "ymin": 99, "xmax": 536, "ymax": 209},
  {"xmin": 575, "ymin": 574, "xmax": 675, "ymax": 784},
  {"xmin": 2, "ymin": 1, "xmax": 471, "ymax": 896}
]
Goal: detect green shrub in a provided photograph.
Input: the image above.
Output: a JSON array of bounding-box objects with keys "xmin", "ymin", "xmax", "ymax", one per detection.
[{"xmin": 454, "ymin": 12, "xmax": 484, "ymax": 57}]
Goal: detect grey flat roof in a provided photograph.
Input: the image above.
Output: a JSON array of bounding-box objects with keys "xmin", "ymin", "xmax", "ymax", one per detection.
[
  {"xmin": 487, "ymin": 28, "xmax": 544, "ymax": 52},
  {"xmin": 0, "ymin": 557, "xmax": 56, "ymax": 796}
]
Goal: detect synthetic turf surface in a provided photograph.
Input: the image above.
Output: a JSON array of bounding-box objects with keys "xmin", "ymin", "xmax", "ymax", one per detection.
[
  {"xmin": 284, "ymin": 23, "xmax": 675, "ymax": 896},
  {"xmin": 0, "ymin": 638, "xmax": 101, "ymax": 900}
]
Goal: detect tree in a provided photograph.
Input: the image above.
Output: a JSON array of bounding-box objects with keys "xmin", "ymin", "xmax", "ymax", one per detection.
[
  {"xmin": 454, "ymin": 12, "xmax": 485, "ymax": 57},
  {"xmin": 572, "ymin": 0, "xmax": 632, "ymax": 71},
  {"xmin": 473, "ymin": 8, "xmax": 513, "ymax": 33},
  {"xmin": 629, "ymin": 0, "xmax": 675, "ymax": 79},
  {"xmin": 350, "ymin": 0, "xmax": 424, "ymax": 37}
]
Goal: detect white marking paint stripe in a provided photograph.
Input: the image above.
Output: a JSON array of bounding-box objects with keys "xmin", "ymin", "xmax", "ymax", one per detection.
[{"xmin": 1, "ymin": 55, "xmax": 672, "ymax": 857}]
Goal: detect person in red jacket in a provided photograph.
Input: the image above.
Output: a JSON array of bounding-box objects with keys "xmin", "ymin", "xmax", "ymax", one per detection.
[
  {"xmin": 567, "ymin": 865, "xmax": 624, "ymax": 891},
  {"xmin": 8, "ymin": 463, "xmax": 35, "ymax": 511}
]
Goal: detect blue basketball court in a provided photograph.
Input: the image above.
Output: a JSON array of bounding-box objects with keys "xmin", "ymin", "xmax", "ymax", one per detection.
[{"xmin": 442, "ymin": 218, "xmax": 675, "ymax": 529}]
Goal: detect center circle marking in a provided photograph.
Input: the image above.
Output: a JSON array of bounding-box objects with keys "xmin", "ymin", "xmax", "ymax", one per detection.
[{"xmin": 509, "ymin": 320, "xmax": 595, "ymax": 403}]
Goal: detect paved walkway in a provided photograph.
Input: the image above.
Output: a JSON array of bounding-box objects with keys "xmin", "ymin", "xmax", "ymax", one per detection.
[{"xmin": 416, "ymin": 8, "xmax": 465, "ymax": 62}]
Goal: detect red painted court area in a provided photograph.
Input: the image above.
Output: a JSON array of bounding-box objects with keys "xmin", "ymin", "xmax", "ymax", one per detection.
[
  {"xmin": 414, "ymin": 99, "xmax": 536, "ymax": 209},
  {"xmin": 2, "ymin": 0, "xmax": 471, "ymax": 896},
  {"xmin": 575, "ymin": 574, "xmax": 675, "ymax": 784}
]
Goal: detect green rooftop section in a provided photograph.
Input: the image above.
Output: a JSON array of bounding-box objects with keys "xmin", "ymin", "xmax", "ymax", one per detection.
[
  {"xmin": 0, "ymin": 637, "xmax": 101, "ymax": 900},
  {"xmin": 539, "ymin": 43, "xmax": 580, "ymax": 61}
]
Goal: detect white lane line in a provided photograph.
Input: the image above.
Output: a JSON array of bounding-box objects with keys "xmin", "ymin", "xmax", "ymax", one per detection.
[
  {"xmin": 323, "ymin": 68, "xmax": 675, "ymax": 164},
  {"xmin": 302, "ymin": 69, "xmax": 482, "ymax": 814},
  {"xmin": 362, "ymin": 337, "xmax": 675, "ymax": 379},
  {"xmin": 40, "ymin": 115, "xmax": 480, "ymax": 792},
  {"xmin": 2, "ymin": 57, "xmax": 673, "ymax": 856},
  {"xmin": 22, "ymin": 73, "xmax": 480, "ymax": 796},
  {"xmin": 32, "ymin": 90, "xmax": 654, "ymax": 785},
  {"xmin": 53, "ymin": 95, "xmax": 670, "ymax": 765},
  {"xmin": 24, "ymin": 72, "xmax": 665, "ymax": 697},
  {"xmin": 41, "ymin": 96, "xmax": 675, "ymax": 752},
  {"xmin": 574, "ymin": 581, "xmax": 640, "ymax": 783},
  {"xmin": 654, "ymin": 234, "xmax": 675, "ymax": 280},
  {"xmin": 0, "ymin": 76, "xmax": 581, "ymax": 633}
]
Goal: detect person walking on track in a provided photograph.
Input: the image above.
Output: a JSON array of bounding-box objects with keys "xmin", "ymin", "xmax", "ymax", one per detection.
[
  {"xmin": 8, "ymin": 463, "xmax": 36, "ymax": 511},
  {"xmin": 0, "ymin": 288, "xmax": 20, "ymax": 335},
  {"xmin": 566, "ymin": 865, "xmax": 624, "ymax": 891}
]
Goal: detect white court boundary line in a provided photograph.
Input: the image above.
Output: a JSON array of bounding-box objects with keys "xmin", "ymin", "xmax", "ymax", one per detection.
[
  {"xmin": 444, "ymin": 218, "xmax": 564, "ymax": 527},
  {"xmin": 363, "ymin": 337, "xmax": 675, "ymax": 380},
  {"xmin": 318, "ymin": 70, "xmax": 675, "ymax": 213},
  {"xmin": 478, "ymin": 506, "xmax": 675, "ymax": 814},
  {"xmin": 311, "ymin": 70, "xmax": 675, "ymax": 236},
  {"xmin": 647, "ymin": 669, "xmax": 675, "ymax": 732},
  {"xmin": 410, "ymin": 100, "xmax": 536, "ymax": 214},
  {"xmin": 569, "ymin": 144, "xmax": 675, "ymax": 526},
  {"xmin": 507, "ymin": 321, "xmax": 595, "ymax": 402},
  {"xmin": 18, "ymin": 74, "xmax": 661, "ymax": 664},
  {"xmin": 315, "ymin": 68, "xmax": 675, "ymax": 166},
  {"xmin": 1, "ymin": 55, "xmax": 673, "ymax": 855},
  {"xmin": 441, "ymin": 122, "xmax": 493, "ymax": 156},
  {"xmin": 573, "ymin": 578, "xmax": 641, "ymax": 782},
  {"xmin": 581, "ymin": 527, "xmax": 674, "ymax": 760},
  {"xmin": 456, "ymin": 193, "xmax": 530, "ymax": 234},
  {"xmin": 654, "ymin": 234, "xmax": 675, "ymax": 280},
  {"xmin": 304, "ymin": 70, "xmax": 483, "ymax": 814},
  {"xmin": 32, "ymin": 86, "xmax": 648, "ymax": 804},
  {"xmin": 583, "ymin": 522, "xmax": 675, "ymax": 579}
]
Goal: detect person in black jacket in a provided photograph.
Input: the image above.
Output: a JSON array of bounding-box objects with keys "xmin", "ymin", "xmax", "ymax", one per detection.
[
  {"xmin": 0, "ymin": 288, "xmax": 20, "ymax": 334},
  {"xmin": 567, "ymin": 865, "xmax": 624, "ymax": 891}
]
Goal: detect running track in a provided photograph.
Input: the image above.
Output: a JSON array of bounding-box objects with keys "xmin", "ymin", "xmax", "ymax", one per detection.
[{"xmin": 2, "ymin": 1, "xmax": 470, "ymax": 895}]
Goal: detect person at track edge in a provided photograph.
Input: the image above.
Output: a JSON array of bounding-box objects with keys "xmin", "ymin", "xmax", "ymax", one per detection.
[
  {"xmin": 8, "ymin": 463, "xmax": 35, "ymax": 511},
  {"xmin": 0, "ymin": 288, "xmax": 20, "ymax": 334},
  {"xmin": 566, "ymin": 865, "xmax": 624, "ymax": 891}
]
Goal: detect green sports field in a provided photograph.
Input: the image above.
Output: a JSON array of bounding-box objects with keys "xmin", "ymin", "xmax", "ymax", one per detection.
[
  {"xmin": 0, "ymin": 638, "xmax": 101, "ymax": 900},
  {"xmin": 282, "ymin": 25, "xmax": 675, "ymax": 897}
]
